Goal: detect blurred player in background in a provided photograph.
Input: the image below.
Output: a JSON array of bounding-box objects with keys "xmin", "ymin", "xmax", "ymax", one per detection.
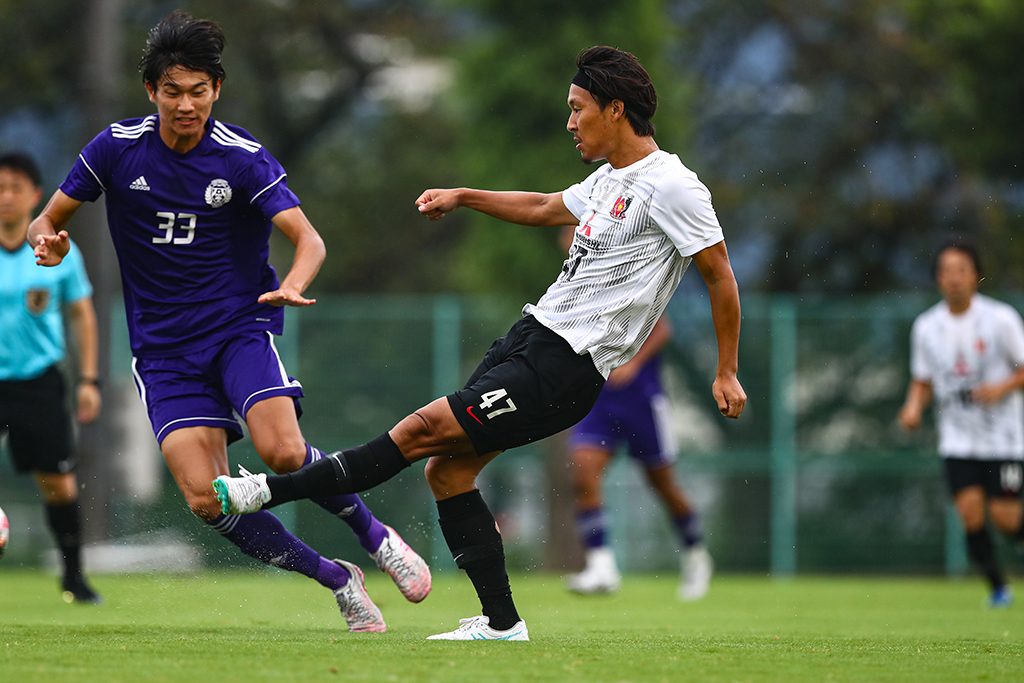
[
  {"xmin": 0, "ymin": 152, "xmax": 102, "ymax": 603},
  {"xmin": 898, "ymin": 241, "xmax": 1024, "ymax": 608},
  {"xmin": 557, "ymin": 225, "xmax": 712, "ymax": 600},
  {"xmin": 216, "ymin": 46, "xmax": 745, "ymax": 640},
  {"xmin": 29, "ymin": 12, "xmax": 429, "ymax": 631}
]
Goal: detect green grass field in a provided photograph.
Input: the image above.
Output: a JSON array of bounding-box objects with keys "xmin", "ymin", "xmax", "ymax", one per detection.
[{"xmin": 1, "ymin": 569, "xmax": 1022, "ymax": 683}]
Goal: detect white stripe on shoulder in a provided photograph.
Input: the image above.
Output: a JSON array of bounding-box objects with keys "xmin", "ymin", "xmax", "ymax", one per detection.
[
  {"xmin": 210, "ymin": 121, "xmax": 262, "ymax": 153},
  {"xmin": 251, "ymin": 174, "xmax": 287, "ymax": 203},
  {"xmin": 78, "ymin": 154, "xmax": 106, "ymax": 192},
  {"xmin": 110, "ymin": 116, "xmax": 156, "ymax": 139}
]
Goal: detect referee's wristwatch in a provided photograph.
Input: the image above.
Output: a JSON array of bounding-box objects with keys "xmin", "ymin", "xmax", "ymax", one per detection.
[{"xmin": 79, "ymin": 377, "xmax": 101, "ymax": 389}]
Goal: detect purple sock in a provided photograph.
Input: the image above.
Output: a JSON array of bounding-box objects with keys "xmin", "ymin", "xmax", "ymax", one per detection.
[
  {"xmin": 305, "ymin": 444, "xmax": 389, "ymax": 553},
  {"xmin": 673, "ymin": 512, "xmax": 703, "ymax": 548},
  {"xmin": 207, "ymin": 511, "xmax": 350, "ymax": 590},
  {"xmin": 575, "ymin": 508, "xmax": 608, "ymax": 549}
]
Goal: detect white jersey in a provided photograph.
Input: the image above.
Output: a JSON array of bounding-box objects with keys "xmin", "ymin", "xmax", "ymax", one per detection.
[
  {"xmin": 524, "ymin": 150, "xmax": 724, "ymax": 378},
  {"xmin": 910, "ymin": 294, "xmax": 1024, "ymax": 459}
]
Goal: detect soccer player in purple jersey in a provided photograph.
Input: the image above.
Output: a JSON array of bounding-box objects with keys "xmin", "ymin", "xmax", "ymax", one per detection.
[
  {"xmin": 28, "ymin": 11, "xmax": 430, "ymax": 632},
  {"xmin": 564, "ymin": 314, "xmax": 714, "ymax": 600}
]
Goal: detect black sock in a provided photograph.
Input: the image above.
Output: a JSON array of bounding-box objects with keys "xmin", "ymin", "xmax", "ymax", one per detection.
[
  {"xmin": 965, "ymin": 528, "xmax": 1006, "ymax": 590},
  {"xmin": 437, "ymin": 489, "xmax": 520, "ymax": 631},
  {"xmin": 265, "ymin": 433, "xmax": 409, "ymax": 507},
  {"xmin": 45, "ymin": 501, "xmax": 83, "ymax": 579}
]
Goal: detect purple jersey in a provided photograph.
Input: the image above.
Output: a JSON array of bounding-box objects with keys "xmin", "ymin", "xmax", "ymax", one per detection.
[
  {"xmin": 59, "ymin": 115, "xmax": 300, "ymax": 358},
  {"xmin": 569, "ymin": 355, "xmax": 677, "ymax": 468}
]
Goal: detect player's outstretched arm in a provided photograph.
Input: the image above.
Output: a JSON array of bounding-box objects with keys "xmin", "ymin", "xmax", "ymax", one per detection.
[
  {"xmin": 260, "ymin": 206, "xmax": 326, "ymax": 307},
  {"xmin": 416, "ymin": 188, "xmax": 577, "ymax": 227},
  {"xmin": 692, "ymin": 241, "xmax": 746, "ymax": 419},
  {"xmin": 29, "ymin": 190, "xmax": 83, "ymax": 266}
]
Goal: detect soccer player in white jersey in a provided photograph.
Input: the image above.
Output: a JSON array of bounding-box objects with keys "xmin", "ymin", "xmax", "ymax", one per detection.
[
  {"xmin": 215, "ymin": 45, "xmax": 746, "ymax": 640},
  {"xmin": 899, "ymin": 242, "xmax": 1024, "ymax": 608}
]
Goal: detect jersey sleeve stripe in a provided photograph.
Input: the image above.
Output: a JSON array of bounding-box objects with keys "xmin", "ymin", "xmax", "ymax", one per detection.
[
  {"xmin": 211, "ymin": 121, "xmax": 262, "ymax": 153},
  {"xmin": 110, "ymin": 116, "xmax": 156, "ymax": 139},
  {"xmin": 251, "ymin": 174, "xmax": 287, "ymax": 202},
  {"xmin": 78, "ymin": 154, "xmax": 106, "ymax": 192}
]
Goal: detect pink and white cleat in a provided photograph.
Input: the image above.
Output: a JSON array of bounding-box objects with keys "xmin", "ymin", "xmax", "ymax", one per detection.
[
  {"xmin": 371, "ymin": 525, "xmax": 432, "ymax": 603},
  {"xmin": 332, "ymin": 559, "xmax": 386, "ymax": 633}
]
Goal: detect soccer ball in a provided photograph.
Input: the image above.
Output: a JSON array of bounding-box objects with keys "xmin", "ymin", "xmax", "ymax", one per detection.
[{"xmin": 0, "ymin": 506, "xmax": 8, "ymax": 561}]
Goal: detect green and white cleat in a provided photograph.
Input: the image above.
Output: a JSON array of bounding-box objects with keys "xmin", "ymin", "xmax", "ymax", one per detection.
[
  {"xmin": 427, "ymin": 615, "xmax": 529, "ymax": 641},
  {"xmin": 212, "ymin": 465, "xmax": 270, "ymax": 515}
]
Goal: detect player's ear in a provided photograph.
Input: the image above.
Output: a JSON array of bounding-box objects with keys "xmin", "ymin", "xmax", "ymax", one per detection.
[
  {"xmin": 212, "ymin": 79, "xmax": 222, "ymax": 101},
  {"xmin": 145, "ymin": 81, "xmax": 157, "ymax": 104}
]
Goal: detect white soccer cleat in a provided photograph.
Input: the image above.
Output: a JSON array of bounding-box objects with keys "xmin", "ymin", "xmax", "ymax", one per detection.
[
  {"xmin": 565, "ymin": 546, "xmax": 622, "ymax": 594},
  {"xmin": 426, "ymin": 615, "xmax": 529, "ymax": 641},
  {"xmin": 678, "ymin": 545, "xmax": 713, "ymax": 601},
  {"xmin": 333, "ymin": 559, "xmax": 386, "ymax": 633},
  {"xmin": 371, "ymin": 525, "xmax": 432, "ymax": 603},
  {"xmin": 212, "ymin": 465, "xmax": 270, "ymax": 515}
]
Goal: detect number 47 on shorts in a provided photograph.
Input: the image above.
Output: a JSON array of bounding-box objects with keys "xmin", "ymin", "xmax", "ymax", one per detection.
[{"xmin": 479, "ymin": 388, "xmax": 517, "ymax": 419}]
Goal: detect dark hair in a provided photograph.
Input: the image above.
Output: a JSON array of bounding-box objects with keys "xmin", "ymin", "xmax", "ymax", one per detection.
[
  {"xmin": 933, "ymin": 239, "xmax": 983, "ymax": 278},
  {"xmin": 140, "ymin": 10, "xmax": 226, "ymax": 89},
  {"xmin": 0, "ymin": 152, "xmax": 42, "ymax": 188},
  {"xmin": 575, "ymin": 46, "xmax": 657, "ymax": 137}
]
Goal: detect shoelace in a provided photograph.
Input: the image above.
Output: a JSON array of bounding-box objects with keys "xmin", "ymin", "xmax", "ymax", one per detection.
[
  {"xmin": 377, "ymin": 540, "xmax": 415, "ymax": 580},
  {"xmin": 338, "ymin": 582, "xmax": 376, "ymax": 625},
  {"xmin": 455, "ymin": 616, "xmax": 488, "ymax": 632},
  {"xmin": 234, "ymin": 465, "xmax": 265, "ymax": 506}
]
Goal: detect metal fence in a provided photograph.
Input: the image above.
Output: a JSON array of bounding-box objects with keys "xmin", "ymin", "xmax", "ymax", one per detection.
[{"xmin": 4, "ymin": 291, "xmax": 1020, "ymax": 577}]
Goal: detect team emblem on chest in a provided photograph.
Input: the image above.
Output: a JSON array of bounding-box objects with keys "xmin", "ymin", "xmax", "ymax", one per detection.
[
  {"xmin": 610, "ymin": 194, "xmax": 633, "ymax": 220},
  {"xmin": 205, "ymin": 179, "xmax": 233, "ymax": 208},
  {"xmin": 26, "ymin": 288, "xmax": 51, "ymax": 315}
]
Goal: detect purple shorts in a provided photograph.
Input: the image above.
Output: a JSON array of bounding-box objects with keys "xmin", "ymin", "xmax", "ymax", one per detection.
[
  {"xmin": 568, "ymin": 358, "xmax": 677, "ymax": 469},
  {"xmin": 130, "ymin": 331, "xmax": 304, "ymax": 445}
]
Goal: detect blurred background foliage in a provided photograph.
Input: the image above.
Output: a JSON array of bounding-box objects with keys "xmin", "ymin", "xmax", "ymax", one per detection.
[{"xmin": 2, "ymin": 0, "xmax": 1023, "ymax": 298}]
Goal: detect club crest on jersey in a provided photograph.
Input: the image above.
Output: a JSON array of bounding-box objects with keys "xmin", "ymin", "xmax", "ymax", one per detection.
[
  {"xmin": 205, "ymin": 179, "xmax": 233, "ymax": 208},
  {"xmin": 609, "ymin": 194, "xmax": 633, "ymax": 220},
  {"xmin": 26, "ymin": 288, "xmax": 51, "ymax": 315}
]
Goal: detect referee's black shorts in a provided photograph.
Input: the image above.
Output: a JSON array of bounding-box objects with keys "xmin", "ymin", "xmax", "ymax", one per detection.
[
  {"xmin": 448, "ymin": 315, "xmax": 605, "ymax": 455},
  {"xmin": 0, "ymin": 365, "xmax": 76, "ymax": 474}
]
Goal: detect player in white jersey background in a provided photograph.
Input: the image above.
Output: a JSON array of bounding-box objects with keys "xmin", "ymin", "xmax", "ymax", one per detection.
[
  {"xmin": 215, "ymin": 45, "xmax": 745, "ymax": 641},
  {"xmin": 899, "ymin": 241, "xmax": 1024, "ymax": 608}
]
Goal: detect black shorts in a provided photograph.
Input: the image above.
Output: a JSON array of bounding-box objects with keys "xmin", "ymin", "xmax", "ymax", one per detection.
[
  {"xmin": 448, "ymin": 315, "xmax": 606, "ymax": 455},
  {"xmin": 0, "ymin": 366, "xmax": 76, "ymax": 474},
  {"xmin": 944, "ymin": 457, "xmax": 1024, "ymax": 499}
]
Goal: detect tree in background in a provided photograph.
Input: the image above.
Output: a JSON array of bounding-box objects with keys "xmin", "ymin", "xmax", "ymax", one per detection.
[{"xmin": 442, "ymin": 0, "xmax": 694, "ymax": 300}]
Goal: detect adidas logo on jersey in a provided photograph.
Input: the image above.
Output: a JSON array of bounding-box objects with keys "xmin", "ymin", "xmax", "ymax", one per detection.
[{"xmin": 129, "ymin": 176, "xmax": 150, "ymax": 191}]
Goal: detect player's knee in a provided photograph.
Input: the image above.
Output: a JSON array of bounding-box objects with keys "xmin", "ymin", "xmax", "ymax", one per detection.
[
  {"xmin": 424, "ymin": 458, "xmax": 476, "ymax": 498},
  {"xmin": 259, "ymin": 435, "xmax": 307, "ymax": 474}
]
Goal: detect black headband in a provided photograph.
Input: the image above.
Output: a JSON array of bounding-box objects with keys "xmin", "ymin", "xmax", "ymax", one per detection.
[{"xmin": 571, "ymin": 69, "xmax": 593, "ymax": 92}]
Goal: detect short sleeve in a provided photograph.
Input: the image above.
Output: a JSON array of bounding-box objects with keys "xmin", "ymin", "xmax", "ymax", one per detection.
[
  {"xmin": 909, "ymin": 317, "xmax": 932, "ymax": 382},
  {"xmin": 997, "ymin": 306, "xmax": 1024, "ymax": 368},
  {"xmin": 243, "ymin": 147, "xmax": 300, "ymax": 221},
  {"xmin": 561, "ymin": 168, "xmax": 603, "ymax": 220},
  {"xmin": 650, "ymin": 170, "xmax": 724, "ymax": 257},
  {"xmin": 60, "ymin": 241, "xmax": 94, "ymax": 303},
  {"xmin": 59, "ymin": 129, "xmax": 114, "ymax": 203}
]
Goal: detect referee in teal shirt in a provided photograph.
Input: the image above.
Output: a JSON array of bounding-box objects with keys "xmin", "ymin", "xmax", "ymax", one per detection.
[{"xmin": 0, "ymin": 152, "xmax": 102, "ymax": 603}]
